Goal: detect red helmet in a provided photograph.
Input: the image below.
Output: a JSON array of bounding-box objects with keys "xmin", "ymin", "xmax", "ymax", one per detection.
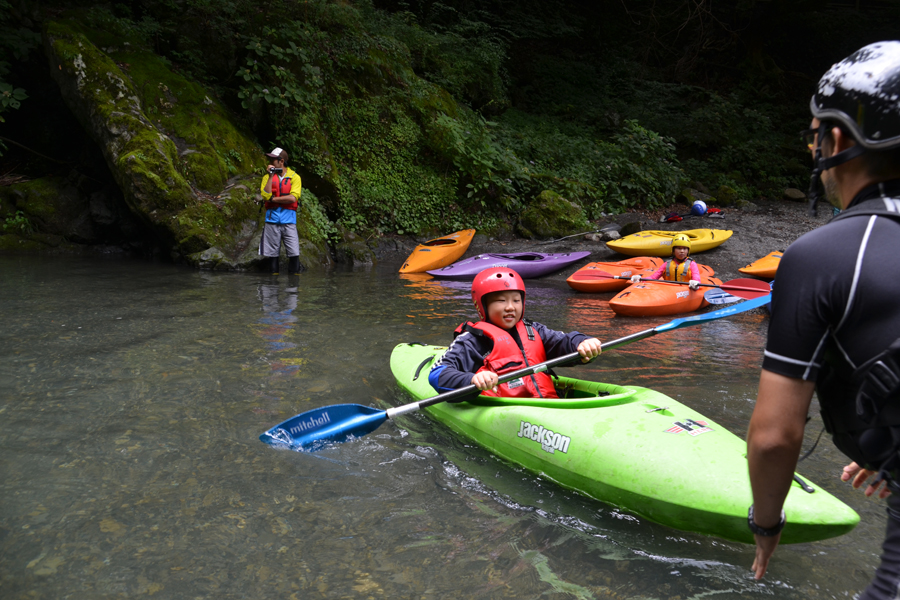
[{"xmin": 471, "ymin": 267, "xmax": 526, "ymax": 320}]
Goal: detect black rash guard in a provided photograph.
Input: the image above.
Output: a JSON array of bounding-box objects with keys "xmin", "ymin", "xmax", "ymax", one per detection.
[
  {"xmin": 762, "ymin": 180, "xmax": 900, "ymax": 600},
  {"xmin": 763, "ymin": 181, "xmax": 900, "ymax": 382}
]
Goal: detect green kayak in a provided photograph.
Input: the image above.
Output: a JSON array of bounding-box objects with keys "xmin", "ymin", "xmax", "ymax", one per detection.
[{"xmin": 390, "ymin": 343, "xmax": 859, "ymax": 545}]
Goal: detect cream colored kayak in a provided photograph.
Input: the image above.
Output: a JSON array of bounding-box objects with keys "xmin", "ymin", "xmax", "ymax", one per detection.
[{"xmin": 606, "ymin": 229, "xmax": 733, "ymax": 257}]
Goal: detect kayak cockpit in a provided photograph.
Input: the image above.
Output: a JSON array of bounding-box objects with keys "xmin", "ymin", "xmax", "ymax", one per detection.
[
  {"xmin": 408, "ymin": 347, "xmax": 643, "ymax": 410},
  {"xmin": 467, "ymin": 376, "xmax": 642, "ymax": 409}
]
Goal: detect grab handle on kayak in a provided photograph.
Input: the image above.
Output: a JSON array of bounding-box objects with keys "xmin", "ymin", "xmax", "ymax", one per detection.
[
  {"xmin": 413, "ymin": 355, "xmax": 436, "ymax": 381},
  {"xmin": 794, "ymin": 474, "xmax": 815, "ymax": 494}
]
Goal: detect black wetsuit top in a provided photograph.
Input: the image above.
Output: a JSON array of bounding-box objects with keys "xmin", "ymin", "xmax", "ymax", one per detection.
[
  {"xmin": 763, "ymin": 180, "xmax": 900, "ymax": 384},
  {"xmin": 762, "ymin": 179, "xmax": 900, "ymax": 600}
]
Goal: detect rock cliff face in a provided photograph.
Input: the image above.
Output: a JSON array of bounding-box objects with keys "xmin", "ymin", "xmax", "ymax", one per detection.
[{"xmin": 33, "ymin": 19, "xmax": 333, "ymax": 270}]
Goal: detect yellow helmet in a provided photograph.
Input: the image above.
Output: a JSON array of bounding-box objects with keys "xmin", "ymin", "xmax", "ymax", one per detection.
[{"xmin": 671, "ymin": 233, "xmax": 692, "ymax": 254}]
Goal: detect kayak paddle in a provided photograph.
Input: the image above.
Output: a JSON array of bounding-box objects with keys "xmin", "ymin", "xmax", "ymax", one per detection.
[
  {"xmin": 636, "ymin": 277, "xmax": 771, "ymax": 299},
  {"xmin": 578, "ymin": 271, "xmax": 771, "ymax": 299},
  {"xmin": 259, "ymin": 293, "xmax": 772, "ymax": 451}
]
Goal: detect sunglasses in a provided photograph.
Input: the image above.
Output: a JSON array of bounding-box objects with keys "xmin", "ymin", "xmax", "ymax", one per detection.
[
  {"xmin": 800, "ymin": 129, "xmax": 816, "ymax": 150},
  {"xmin": 800, "ymin": 124, "xmax": 836, "ymax": 150}
]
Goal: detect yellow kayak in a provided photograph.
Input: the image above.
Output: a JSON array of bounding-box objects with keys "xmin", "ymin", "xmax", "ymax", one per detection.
[
  {"xmin": 739, "ymin": 251, "xmax": 782, "ymax": 279},
  {"xmin": 606, "ymin": 229, "xmax": 733, "ymax": 257}
]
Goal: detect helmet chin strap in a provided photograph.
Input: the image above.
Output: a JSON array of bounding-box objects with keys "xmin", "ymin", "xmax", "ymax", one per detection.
[{"xmin": 808, "ymin": 122, "xmax": 868, "ymax": 216}]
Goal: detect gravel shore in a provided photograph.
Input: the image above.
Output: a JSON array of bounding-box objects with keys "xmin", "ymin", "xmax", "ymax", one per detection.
[{"xmin": 383, "ymin": 197, "xmax": 832, "ymax": 283}]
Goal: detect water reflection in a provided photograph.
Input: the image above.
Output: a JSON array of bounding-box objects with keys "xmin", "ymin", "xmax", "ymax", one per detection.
[
  {"xmin": 256, "ymin": 281, "xmax": 302, "ymax": 377},
  {"xmin": 0, "ymin": 256, "xmax": 885, "ymax": 599},
  {"xmin": 397, "ymin": 273, "xmax": 469, "ymax": 321}
]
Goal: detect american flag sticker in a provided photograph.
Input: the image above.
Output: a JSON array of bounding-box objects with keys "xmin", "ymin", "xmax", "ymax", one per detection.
[{"xmin": 665, "ymin": 419, "xmax": 712, "ymax": 436}]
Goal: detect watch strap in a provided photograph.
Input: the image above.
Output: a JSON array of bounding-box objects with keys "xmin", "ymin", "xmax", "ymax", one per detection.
[{"xmin": 748, "ymin": 505, "xmax": 786, "ymax": 536}]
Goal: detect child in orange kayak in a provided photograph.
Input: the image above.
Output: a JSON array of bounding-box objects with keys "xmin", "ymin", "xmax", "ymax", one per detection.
[
  {"xmin": 630, "ymin": 233, "xmax": 701, "ymax": 290},
  {"xmin": 429, "ymin": 267, "xmax": 603, "ymax": 399}
]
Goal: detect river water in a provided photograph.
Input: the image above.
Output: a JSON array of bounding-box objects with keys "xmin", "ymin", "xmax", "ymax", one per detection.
[{"xmin": 0, "ymin": 254, "xmax": 886, "ymax": 599}]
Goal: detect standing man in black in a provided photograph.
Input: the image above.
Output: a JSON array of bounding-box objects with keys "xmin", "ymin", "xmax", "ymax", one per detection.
[{"xmin": 747, "ymin": 41, "xmax": 900, "ymax": 598}]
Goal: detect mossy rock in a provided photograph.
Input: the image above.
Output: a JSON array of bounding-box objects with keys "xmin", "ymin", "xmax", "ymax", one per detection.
[
  {"xmin": 0, "ymin": 230, "xmax": 87, "ymax": 253},
  {"xmin": 333, "ymin": 224, "xmax": 375, "ymax": 266},
  {"xmin": 0, "ymin": 177, "xmax": 96, "ymax": 242},
  {"xmin": 472, "ymin": 218, "xmax": 516, "ymax": 241},
  {"xmin": 45, "ymin": 20, "xmax": 194, "ymax": 246},
  {"xmin": 183, "ymin": 182, "xmax": 334, "ymax": 271},
  {"xmin": 678, "ymin": 188, "xmax": 714, "ymax": 207},
  {"xmin": 517, "ymin": 190, "xmax": 589, "ymax": 239},
  {"xmin": 0, "ymin": 233, "xmax": 52, "ymax": 252},
  {"xmin": 42, "ymin": 19, "xmax": 284, "ymax": 263},
  {"xmin": 716, "ymin": 185, "xmax": 738, "ymax": 206},
  {"xmin": 0, "ymin": 189, "xmax": 15, "ymax": 219}
]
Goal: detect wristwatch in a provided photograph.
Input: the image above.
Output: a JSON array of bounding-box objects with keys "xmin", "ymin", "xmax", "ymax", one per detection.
[{"xmin": 747, "ymin": 505, "xmax": 786, "ymax": 536}]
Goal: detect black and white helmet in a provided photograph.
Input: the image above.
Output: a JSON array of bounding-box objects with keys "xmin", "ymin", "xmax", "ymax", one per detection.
[
  {"xmin": 807, "ymin": 41, "xmax": 900, "ymax": 215},
  {"xmin": 811, "ymin": 41, "xmax": 900, "ymax": 151}
]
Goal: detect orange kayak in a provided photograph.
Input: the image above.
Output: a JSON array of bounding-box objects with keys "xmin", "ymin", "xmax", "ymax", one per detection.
[
  {"xmin": 609, "ymin": 266, "xmax": 719, "ymax": 317},
  {"xmin": 566, "ymin": 257, "xmax": 664, "ymax": 293},
  {"xmin": 399, "ymin": 229, "xmax": 476, "ymax": 274},
  {"xmin": 739, "ymin": 251, "xmax": 782, "ymax": 279}
]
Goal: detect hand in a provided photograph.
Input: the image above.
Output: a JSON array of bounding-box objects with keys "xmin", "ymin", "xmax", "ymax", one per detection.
[
  {"xmin": 842, "ymin": 462, "xmax": 892, "ymax": 498},
  {"xmin": 752, "ymin": 532, "xmax": 782, "ymax": 580},
  {"xmin": 577, "ymin": 338, "xmax": 603, "ymax": 363},
  {"xmin": 471, "ymin": 372, "xmax": 499, "ymax": 392},
  {"xmin": 689, "ymin": 279, "xmax": 700, "ymax": 291},
  {"xmin": 630, "ymin": 275, "xmax": 641, "ymax": 283}
]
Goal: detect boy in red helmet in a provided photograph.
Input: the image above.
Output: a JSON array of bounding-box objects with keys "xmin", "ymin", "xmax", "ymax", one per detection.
[{"xmin": 429, "ymin": 267, "xmax": 603, "ymax": 399}]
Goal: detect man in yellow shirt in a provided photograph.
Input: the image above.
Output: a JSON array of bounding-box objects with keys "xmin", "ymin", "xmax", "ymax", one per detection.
[{"xmin": 259, "ymin": 147, "xmax": 302, "ymax": 274}]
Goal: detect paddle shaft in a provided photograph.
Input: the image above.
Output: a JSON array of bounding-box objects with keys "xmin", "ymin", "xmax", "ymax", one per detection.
[
  {"xmin": 636, "ymin": 278, "xmax": 768, "ymax": 294},
  {"xmin": 388, "ymin": 350, "xmax": 582, "ymax": 417},
  {"xmin": 579, "ymin": 272, "xmax": 768, "ymax": 295},
  {"xmin": 262, "ymin": 294, "xmax": 772, "ymax": 448},
  {"xmin": 388, "ymin": 330, "xmax": 710, "ymax": 419}
]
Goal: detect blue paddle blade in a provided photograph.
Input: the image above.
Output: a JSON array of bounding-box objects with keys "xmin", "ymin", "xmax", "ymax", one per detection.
[
  {"xmin": 654, "ymin": 293, "xmax": 771, "ymax": 333},
  {"xmin": 259, "ymin": 404, "xmax": 388, "ymax": 451},
  {"xmin": 704, "ymin": 288, "xmax": 741, "ymax": 305}
]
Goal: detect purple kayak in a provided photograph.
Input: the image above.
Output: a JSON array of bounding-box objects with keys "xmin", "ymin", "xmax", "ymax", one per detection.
[{"xmin": 427, "ymin": 251, "xmax": 591, "ymax": 280}]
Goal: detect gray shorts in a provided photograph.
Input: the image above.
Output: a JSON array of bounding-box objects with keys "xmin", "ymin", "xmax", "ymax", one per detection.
[{"xmin": 259, "ymin": 223, "xmax": 300, "ymax": 257}]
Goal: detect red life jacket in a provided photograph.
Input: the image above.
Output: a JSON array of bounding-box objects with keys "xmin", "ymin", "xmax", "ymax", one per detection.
[
  {"xmin": 454, "ymin": 320, "xmax": 559, "ymax": 399},
  {"xmin": 664, "ymin": 257, "xmax": 694, "ymax": 282},
  {"xmin": 265, "ymin": 172, "xmax": 297, "ymax": 211}
]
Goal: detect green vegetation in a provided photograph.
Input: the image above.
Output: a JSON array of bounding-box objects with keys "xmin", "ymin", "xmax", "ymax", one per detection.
[
  {"xmin": 0, "ymin": 0, "xmax": 40, "ymax": 153},
  {"xmin": 2, "ymin": 210, "xmax": 32, "ymax": 235},
  {"xmin": 228, "ymin": 0, "xmax": 691, "ymax": 235},
  {"xmin": 5, "ymin": 0, "xmax": 897, "ymax": 247}
]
